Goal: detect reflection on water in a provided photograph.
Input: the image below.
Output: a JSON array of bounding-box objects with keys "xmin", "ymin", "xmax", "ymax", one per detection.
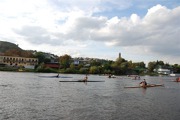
[{"xmin": 0, "ymin": 72, "xmax": 180, "ymax": 120}]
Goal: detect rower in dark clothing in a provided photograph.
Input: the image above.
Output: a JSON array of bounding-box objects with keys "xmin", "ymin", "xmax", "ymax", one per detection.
[
  {"xmin": 56, "ymin": 73, "xmax": 59, "ymax": 78},
  {"xmin": 108, "ymin": 74, "xmax": 112, "ymax": 78},
  {"xmin": 84, "ymin": 74, "xmax": 88, "ymax": 82},
  {"xmin": 144, "ymin": 79, "xmax": 147, "ymax": 85},
  {"xmin": 140, "ymin": 79, "xmax": 147, "ymax": 87}
]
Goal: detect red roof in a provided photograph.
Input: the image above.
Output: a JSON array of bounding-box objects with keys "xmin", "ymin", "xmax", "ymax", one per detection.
[{"xmin": 44, "ymin": 63, "xmax": 60, "ymax": 69}]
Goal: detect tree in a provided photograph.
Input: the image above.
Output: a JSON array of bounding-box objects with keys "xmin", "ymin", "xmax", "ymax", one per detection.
[
  {"xmin": 89, "ymin": 66, "xmax": 99, "ymax": 74},
  {"xmin": 70, "ymin": 63, "xmax": 75, "ymax": 69},
  {"xmin": 34, "ymin": 52, "xmax": 46, "ymax": 64},
  {"xmin": 121, "ymin": 62, "xmax": 128, "ymax": 70},
  {"xmin": 110, "ymin": 57, "xmax": 128, "ymax": 74},
  {"xmin": 127, "ymin": 60, "xmax": 133, "ymax": 69},
  {"xmin": 115, "ymin": 57, "xmax": 126, "ymax": 65},
  {"xmin": 173, "ymin": 64, "xmax": 180, "ymax": 73},
  {"xmin": 59, "ymin": 54, "xmax": 72, "ymax": 69},
  {"xmin": 4, "ymin": 49, "xmax": 21, "ymax": 56},
  {"xmin": 157, "ymin": 60, "xmax": 164, "ymax": 66},
  {"xmin": 4, "ymin": 49, "xmax": 35, "ymax": 58},
  {"xmin": 148, "ymin": 61, "xmax": 156, "ymax": 72},
  {"xmin": 79, "ymin": 68, "xmax": 88, "ymax": 74},
  {"xmin": 90, "ymin": 60, "xmax": 101, "ymax": 66}
]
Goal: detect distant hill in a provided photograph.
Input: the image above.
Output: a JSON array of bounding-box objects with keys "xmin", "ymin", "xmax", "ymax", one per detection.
[
  {"xmin": 0, "ymin": 41, "xmax": 22, "ymax": 53},
  {"xmin": 0, "ymin": 41, "xmax": 35, "ymax": 57},
  {"xmin": 0, "ymin": 41, "xmax": 58, "ymax": 59}
]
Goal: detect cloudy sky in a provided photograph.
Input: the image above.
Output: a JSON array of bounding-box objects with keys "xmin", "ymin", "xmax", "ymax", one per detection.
[{"xmin": 0, "ymin": 0, "xmax": 180, "ymax": 65}]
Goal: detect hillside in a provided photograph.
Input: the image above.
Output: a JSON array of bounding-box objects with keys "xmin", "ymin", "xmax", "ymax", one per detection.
[
  {"xmin": 0, "ymin": 41, "xmax": 35, "ymax": 57},
  {"xmin": 0, "ymin": 41, "xmax": 22, "ymax": 53}
]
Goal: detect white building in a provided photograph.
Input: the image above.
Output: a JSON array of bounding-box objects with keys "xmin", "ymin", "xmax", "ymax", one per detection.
[
  {"xmin": 0, "ymin": 55, "xmax": 38, "ymax": 69},
  {"xmin": 157, "ymin": 68, "xmax": 171, "ymax": 75}
]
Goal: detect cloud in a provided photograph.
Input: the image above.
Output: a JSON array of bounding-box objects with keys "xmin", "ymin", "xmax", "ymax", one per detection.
[
  {"xmin": 0, "ymin": 0, "xmax": 180, "ymax": 64},
  {"xmin": 55, "ymin": 4, "xmax": 180, "ymax": 62},
  {"xmin": 14, "ymin": 26, "xmax": 58, "ymax": 45},
  {"xmin": 97, "ymin": 5, "xmax": 180, "ymax": 55}
]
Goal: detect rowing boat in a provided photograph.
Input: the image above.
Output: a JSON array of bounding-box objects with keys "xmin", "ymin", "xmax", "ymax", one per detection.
[
  {"xmin": 124, "ymin": 84, "xmax": 164, "ymax": 88},
  {"xmin": 39, "ymin": 76, "xmax": 73, "ymax": 78},
  {"xmin": 59, "ymin": 80, "xmax": 105, "ymax": 82},
  {"xmin": 172, "ymin": 80, "xmax": 180, "ymax": 82}
]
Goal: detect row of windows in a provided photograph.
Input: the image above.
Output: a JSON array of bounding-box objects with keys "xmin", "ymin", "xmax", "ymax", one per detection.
[
  {"xmin": 3, "ymin": 60, "xmax": 37, "ymax": 63},
  {"xmin": 9, "ymin": 63, "xmax": 36, "ymax": 66},
  {"xmin": 0, "ymin": 56, "xmax": 38, "ymax": 63},
  {"xmin": 3, "ymin": 61, "xmax": 37, "ymax": 64},
  {"xmin": 3, "ymin": 58, "xmax": 37, "ymax": 62}
]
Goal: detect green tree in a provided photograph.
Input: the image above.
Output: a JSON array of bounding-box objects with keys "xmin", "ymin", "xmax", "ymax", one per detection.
[
  {"xmin": 77, "ymin": 64, "xmax": 84, "ymax": 70},
  {"xmin": 89, "ymin": 66, "xmax": 99, "ymax": 74},
  {"xmin": 121, "ymin": 62, "xmax": 128, "ymax": 71},
  {"xmin": 115, "ymin": 57, "xmax": 126, "ymax": 65},
  {"xmin": 59, "ymin": 54, "xmax": 72, "ymax": 69},
  {"xmin": 79, "ymin": 68, "xmax": 88, "ymax": 74},
  {"xmin": 148, "ymin": 61, "xmax": 156, "ymax": 72},
  {"xmin": 70, "ymin": 63, "xmax": 75, "ymax": 69},
  {"xmin": 44, "ymin": 58, "xmax": 51, "ymax": 63},
  {"xmin": 111, "ymin": 57, "xmax": 127, "ymax": 74},
  {"xmin": 127, "ymin": 60, "xmax": 133, "ymax": 69},
  {"xmin": 90, "ymin": 60, "xmax": 102, "ymax": 66},
  {"xmin": 34, "ymin": 52, "xmax": 46, "ymax": 64},
  {"xmin": 173, "ymin": 64, "xmax": 180, "ymax": 73},
  {"xmin": 157, "ymin": 60, "xmax": 164, "ymax": 66}
]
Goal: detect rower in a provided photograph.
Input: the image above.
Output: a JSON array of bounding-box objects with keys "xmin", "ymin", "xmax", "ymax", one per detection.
[
  {"xmin": 144, "ymin": 79, "xmax": 147, "ymax": 85},
  {"xmin": 139, "ymin": 79, "xmax": 147, "ymax": 87},
  {"xmin": 176, "ymin": 77, "xmax": 180, "ymax": 82},
  {"xmin": 84, "ymin": 74, "xmax": 88, "ymax": 82},
  {"xmin": 56, "ymin": 73, "xmax": 59, "ymax": 78},
  {"xmin": 108, "ymin": 74, "xmax": 112, "ymax": 78}
]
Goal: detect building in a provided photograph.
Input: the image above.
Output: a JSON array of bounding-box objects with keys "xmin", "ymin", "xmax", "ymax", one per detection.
[
  {"xmin": 157, "ymin": 68, "xmax": 171, "ymax": 75},
  {"xmin": 44, "ymin": 62, "xmax": 60, "ymax": 69},
  {"xmin": 0, "ymin": 55, "xmax": 38, "ymax": 69},
  {"xmin": 169, "ymin": 73, "xmax": 180, "ymax": 77},
  {"xmin": 73, "ymin": 58, "xmax": 90, "ymax": 66},
  {"xmin": 119, "ymin": 53, "xmax": 121, "ymax": 58}
]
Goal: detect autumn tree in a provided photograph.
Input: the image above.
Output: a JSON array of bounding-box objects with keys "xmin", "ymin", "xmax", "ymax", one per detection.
[
  {"xmin": 59, "ymin": 54, "xmax": 72, "ymax": 69},
  {"xmin": 4, "ymin": 49, "xmax": 21, "ymax": 56},
  {"xmin": 4, "ymin": 49, "xmax": 34, "ymax": 58}
]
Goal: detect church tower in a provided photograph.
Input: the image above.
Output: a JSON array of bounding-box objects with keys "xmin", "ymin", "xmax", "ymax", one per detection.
[{"xmin": 119, "ymin": 53, "xmax": 121, "ymax": 59}]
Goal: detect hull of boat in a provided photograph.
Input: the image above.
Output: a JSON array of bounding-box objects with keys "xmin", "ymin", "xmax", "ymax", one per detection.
[
  {"xmin": 172, "ymin": 80, "xmax": 180, "ymax": 82},
  {"xmin": 59, "ymin": 80, "xmax": 105, "ymax": 82},
  {"xmin": 124, "ymin": 84, "xmax": 164, "ymax": 88},
  {"xmin": 39, "ymin": 76, "xmax": 72, "ymax": 78}
]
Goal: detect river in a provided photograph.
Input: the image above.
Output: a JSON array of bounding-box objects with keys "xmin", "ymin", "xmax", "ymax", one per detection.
[{"xmin": 0, "ymin": 71, "xmax": 180, "ymax": 120}]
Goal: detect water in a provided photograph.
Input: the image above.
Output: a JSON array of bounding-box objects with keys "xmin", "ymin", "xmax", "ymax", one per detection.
[{"xmin": 0, "ymin": 72, "xmax": 180, "ymax": 120}]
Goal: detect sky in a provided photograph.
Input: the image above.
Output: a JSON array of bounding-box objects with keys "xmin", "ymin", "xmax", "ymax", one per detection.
[{"xmin": 0, "ymin": 0, "xmax": 180, "ymax": 65}]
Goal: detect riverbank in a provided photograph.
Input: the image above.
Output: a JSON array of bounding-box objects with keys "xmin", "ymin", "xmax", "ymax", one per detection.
[{"xmin": 0, "ymin": 66, "xmax": 165, "ymax": 76}]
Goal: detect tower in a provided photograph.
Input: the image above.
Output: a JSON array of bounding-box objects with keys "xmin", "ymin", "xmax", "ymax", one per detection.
[{"xmin": 119, "ymin": 53, "xmax": 121, "ymax": 58}]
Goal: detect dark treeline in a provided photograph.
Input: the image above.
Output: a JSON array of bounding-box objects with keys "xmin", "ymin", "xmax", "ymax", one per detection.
[{"xmin": 35, "ymin": 53, "xmax": 180, "ymax": 75}]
